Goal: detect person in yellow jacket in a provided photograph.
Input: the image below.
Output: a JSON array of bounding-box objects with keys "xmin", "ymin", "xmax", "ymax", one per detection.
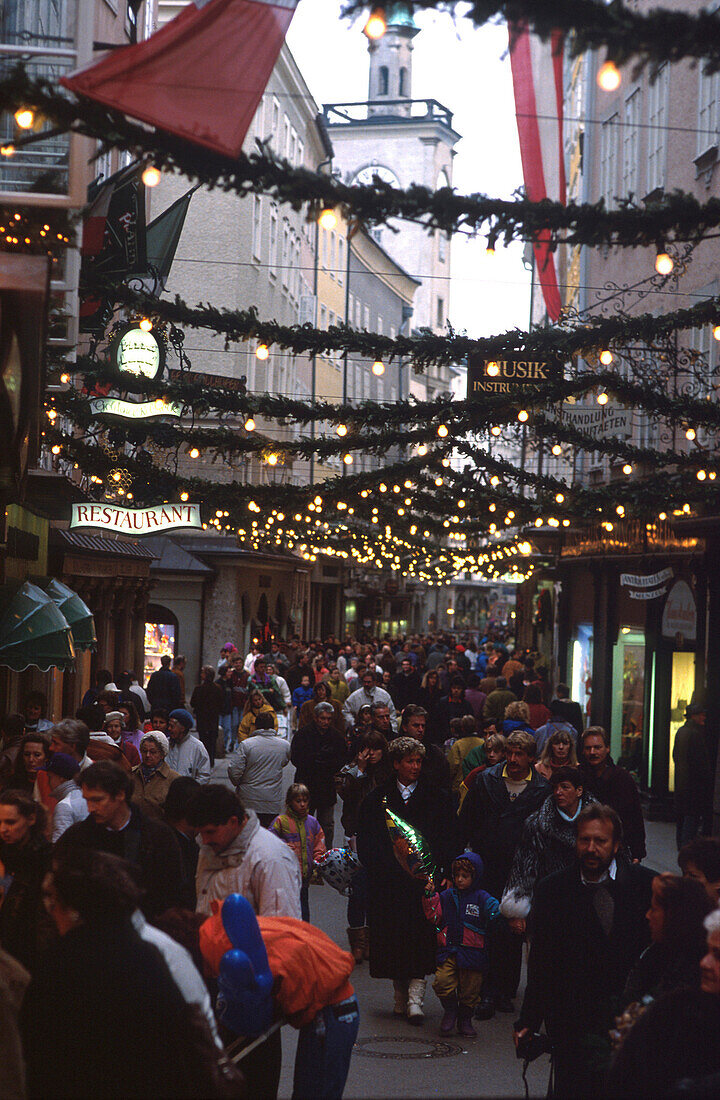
[{"xmin": 238, "ymin": 689, "xmax": 278, "ymax": 742}]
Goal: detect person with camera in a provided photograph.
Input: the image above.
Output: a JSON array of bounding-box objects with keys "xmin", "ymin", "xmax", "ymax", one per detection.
[{"xmin": 514, "ymin": 804, "xmax": 654, "ymax": 1098}]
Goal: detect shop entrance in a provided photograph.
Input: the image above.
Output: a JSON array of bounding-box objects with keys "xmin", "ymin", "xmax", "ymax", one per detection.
[
  {"xmin": 668, "ymin": 650, "xmax": 696, "ymax": 793},
  {"xmin": 612, "ymin": 629, "xmax": 645, "ymax": 780}
]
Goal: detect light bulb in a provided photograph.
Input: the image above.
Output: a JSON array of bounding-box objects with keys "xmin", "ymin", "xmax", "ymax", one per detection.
[
  {"xmin": 255, "ymin": 344, "xmax": 269, "ymax": 360},
  {"xmin": 0, "ymin": 144, "xmax": 15, "ymax": 157},
  {"xmin": 343, "ymin": 453, "xmax": 353, "ymax": 465},
  {"xmin": 372, "ymin": 360, "xmax": 385, "ymax": 376},
  {"xmin": 486, "ymin": 361, "xmax": 500, "ymax": 377},
  {"xmin": 189, "ymin": 447, "xmax": 200, "ymax": 459},
  {"xmin": 655, "ymin": 251, "xmax": 674, "ymax": 275},
  {"xmin": 686, "ymin": 427, "xmax": 696, "ymax": 441},
  {"xmin": 713, "ymin": 325, "xmax": 720, "ymax": 342},
  {"xmin": 51, "ymin": 445, "xmax": 61, "ymax": 455},
  {"xmin": 552, "ymin": 444, "xmax": 562, "ymax": 456},
  {"xmin": 14, "ymin": 107, "xmax": 34, "ymax": 129},
  {"xmin": 417, "ymin": 444, "xmax": 428, "ymax": 456},
  {"xmin": 490, "ymin": 425, "xmax": 501, "ymax": 436},
  {"xmin": 622, "ymin": 463, "xmax": 632, "ymax": 475},
  {"xmin": 597, "ymin": 391, "xmax": 609, "ymax": 405},
  {"xmin": 336, "ymin": 424, "xmax": 347, "ymax": 436},
  {"xmin": 142, "ymin": 164, "xmax": 161, "ymax": 187},
  {"xmin": 597, "ymin": 61, "xmax": 621, "ymax": 91},
  {"xmin": 245, "ymin": 417, "xmax": 255, "ymax": 431},
  {"xmin": 697, "ymin": 469, "xmax": 707, "ymax": 480},
  {"xmin": 599, "ymin": 349, "xmax": 613, "ymax": 366},
  {"xmin": 437, "ymin": 424, "xmax": 449, "ymax": 437},
  {"xmin": 180, "ymin": 492, "xmax": 189, "ymax": 501},
  {"xmin": 518, "ymin": 410, "xmax": 529, "ymax": 422},
  {"xmin": 267, "ymin": 453, "xmax": 278, "ymax": 466},
  {"xmin": 555, "ymin": 493, "xmax": 564, "ymax": 503},
  {"xmin": 364, "ymin": 8, "xmax": 386, "ymax": 39},
  {"xmin": 139, "ymin": 317, "xmax": 152, "ymax": 332},
  {"xmin": 318, "ymin": 208, "xmax": 337, "ymax": 229}
]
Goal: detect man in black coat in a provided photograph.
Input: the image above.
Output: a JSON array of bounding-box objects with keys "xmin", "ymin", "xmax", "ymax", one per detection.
[
  {"xmin": 515, "ymin": 804, "xmax": 654, "ymax": 1098},
  {"xmin": 551, "ymin": 683, "xmax": 584, "ymax": 737},
  {"xmin": 399, "ymin": 704, "xmax": 452, "ymax": 791},
  {"xmin": 391, "ymin": 658, "xmax": 422, "ymax": 711},
  {"xmin": 146, "ymin": 654, "xmax": 182, "ymax": 712},
  {"xmin": 579, "ymin": 727, "xmax": 646, "ymax": 860},
  {"xmin": 673, "ymin": 703, "xmax": 713, "ymax": 847},
  {"xmin": 290, "ymin": 701, "xmax": 347, "ymax": 846},
  {"xmin": 54, "ymin": 761, "xmax": 184, "ymax": 921},
  {"xmin": 459, "ymin": 730, "xmax": 549, "ymax": 1012},
  {"xmin": 433, "ymin": 679, "xmax": 475, "ymax": 744}
]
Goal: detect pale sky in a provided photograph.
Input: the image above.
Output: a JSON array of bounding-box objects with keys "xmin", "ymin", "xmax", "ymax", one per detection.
[{"xmin": 286, "ymin": 0, "xmax": 531, "ymax": 339}]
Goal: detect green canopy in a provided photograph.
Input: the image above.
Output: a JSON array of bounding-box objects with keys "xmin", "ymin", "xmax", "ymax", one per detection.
[
  {"xmin": 43, "ymin": 578, "xmax": 97, "ymax": 652},
  {"xmin": 0, "ymin": 580, "xmax": 76, "ymax": 672}
]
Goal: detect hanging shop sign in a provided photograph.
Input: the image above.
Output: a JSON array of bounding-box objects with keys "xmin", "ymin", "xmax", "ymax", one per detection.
[
  {"xmin": 168, "ymin": 368, "xmax": 247, "ymax": 393},
  {"xmin": 89, "ymin": 396, "xmax": 182, "ymax": 420},
  {"xmin": 466, "ymin": 353, "xmax": 563, "ymax": 398},
  {"xmin": 71, "ymin": 502, "xmax": 202, "ymax": 534},
  {"xmin": 662, "ymin": 579, "xmax": 697, "ymax": 641},
  {"xmin": 561, "ymin": 403, "xmax": 632, "ymax": 439},
  {"xmin": 621, "ymin": 568, "xmax": 673, "ymax": 589},
  {"xmin": 110, "ymin": 322, "xmax": 166, "ymax": 380},
  {"xmin": 629, "ymin": 586, "xmax": 668, "ymax": 601}
]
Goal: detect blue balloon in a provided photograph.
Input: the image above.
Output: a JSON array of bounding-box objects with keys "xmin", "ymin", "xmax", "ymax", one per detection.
[{"xmin": 216, "ymin": 894, "xmax": 274, "ymax": 1037}]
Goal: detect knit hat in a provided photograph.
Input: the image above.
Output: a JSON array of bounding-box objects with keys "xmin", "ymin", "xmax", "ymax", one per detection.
[
  {"xmin": 169, "ymin": 708, "xmax": 194, "ymax": 731},
  {"xmin": 46, "ymin": 752, "xmax": 81, "ymax": 780},
  {"xmin": 140, "ymin": 730, "xmax": 170, "ymax": 757}
]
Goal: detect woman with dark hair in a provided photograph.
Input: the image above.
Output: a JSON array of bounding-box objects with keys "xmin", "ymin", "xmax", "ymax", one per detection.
[
  {"xmin": 298, "ymin": 679, "xmax": 344, "ymax": 733},
  {"xmin": 523, "ymin": 682, "xmax": 551, "ymax": 730},
  {"xmin": 0, "ymin": 713, "xmax": 26, "ymax": 788},
  {"xmin": 9, "ymin": 734, "xmax": 50, "ymax": 793},
  {"xmin": 118, "ymin": 698, "xmax": 144, "ymax": 753},
  {"xmin": 0, "ymin": 790, "xmax": 51, "ymax": 970}
]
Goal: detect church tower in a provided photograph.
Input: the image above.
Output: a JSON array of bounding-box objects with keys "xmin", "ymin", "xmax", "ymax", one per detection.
[{"xmin": 367, "ymin": 4, "xmax": 419, "ymax": 116}]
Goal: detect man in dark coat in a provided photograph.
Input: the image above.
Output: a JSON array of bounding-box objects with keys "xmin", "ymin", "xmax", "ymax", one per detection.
[
  {"xmin": 579, "ymin": 726, "xmax": 646, "ymax": 860},
  {"xmin": 551, "ymin": 683, "xmax": 585, "ymax": 737},
  {"xmin": 459, "ymin": 730, "xmax": 549, "ymax": 1013},
  {"xmin": 290, "ymin": 701, "xmax": 347, "ymax": 846},
  {"xmin": 433, "ymin": 679, "xmax": 475, "ymax": 744},
  {"xmin": 189, "ymin": 665, "xmax": 225, "ymax": 766},
  {"xmin": 391, "ymin": 658, "xmax": 422, "ymax": 711},
  {"xmin": 55, "ymin": 761, "xmax": 184, "ymax": 920},
  {"xmin": 146, "ymin": 654, "xmax": 182, "ymax": 712},
  {"xmin": 357, "ymin": 736, "xmax": 456, "ymax": 1024},
  {"xmin": 673, "ymin": 703, "xmax": 713, "ymax": 847},
  {"xmin": 399, "ymin": 704, "xmax": 452, "ymax": 791},
  {"xmin": 515, "ymin": 804, "xmax": 654, "ymax": 1098}
]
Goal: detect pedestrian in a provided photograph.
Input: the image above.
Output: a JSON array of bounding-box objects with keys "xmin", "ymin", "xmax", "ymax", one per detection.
[
  {"xmin": 87, "ymin": 710, "xmax": 140, "ymax": 771},
  {"xmin": 48, "ymin": 718, "xmax": 92, "ymax": 769},
  {"xmin": 249, "ymin": 656, "xmax": 286, "ymax": 713},
  {"xmin": 343, "ymin": 669, "xmax": 397, "ymax": 733},
  {"xmin": 461, "ymin": 719, "xmax": 500, "ymax": 776},
  {"xmin": 6, "ymin": 733, "xmax": 50, "ymax": 793},
  {"xmin": 535, "ymin": 727, "xmax": 578, "ymax": 780},
  {"xmin": 446, "ymin": 715, "xmax": 483, "ymax": 798},
  {"xmin": 163, "ymin": 777, "xmax": 202, "ymax": 910},
  {"xmin": 434, "ymin": 679, "xmax": 475, "ymax": 744},
  {"xmin": 146, "ymin": 653, "xmax": 182, "ymax": 712},
  {"xmin": 80, "ymin": 667, "xmax": 113, "ymax": 708},
  {"xmin": 391, "ymin": 657, "xmax": 422, "ymax": 711},
  {"xmin": 523, "ymin": 682, "xmax": 551, "ymax": 730},
  {"xmin": 189, "ymin": 665, "xmax": 225, "ymax": 766},
  {"xmin": 131, "ymin": 731, "xmax": 180, "ymax": 819},
  {"xmin": 46, "ymin": 754, "xmax": 89, "ymax": 841},
  {"xmin": 0, "ymin": 714, "xmax": 25, "ymax": 789},
  {"xmin": 117, "ymin": 698, "xmax": 144, "ymax": 753},
  {"xmin": 464, "ymin": 672, "xmax": 487, "ymax": 720},
  {"xmin": 533, "ymin": 701, "xmax": 578, "ymax": 757},
  {"xmin": 189, "ymin": 785, "xmax": 302, "ymax": 918},
  {"xmin": 291, "ymin": 702, "xmax": 348, "ymax": 847},
  {"xmin": 459, "ymin": 729, "xmax": 549, "ymax": 1016},
  {"xmin": 422, "ymin": 852, "xmax": 503, "ymax": 1037},
  {"xmin": 172, "ymin": 654, "xmax": 187, "ymax": 705},
  {"xmin": 458, "ymin": 732, "xmax": 507, "ymax": 811},
  {"xmin": 299, "ymin": 679, "xmax": 345, "ymax": 733},
  {"xmin": 228, "ymin": 712, "xmax": 291, "ymax": 827},
  {"xmin": 357, "ymin": 736, "xmax": 455, "ymax": 1024},
  {"xmin": 580, "ymin": 726, "xmax": 646, "ymax": 861},
  {"xmin": 291, "ymin": 673, "xmax": 314, "ymax": 718},
  {"xmin": 238, "ymin": 687, "xmax": 278, "ymax": 742},
  {"xmin": 501, "ymin": 766, "xmax": 595, "ymax": 924},
  {"xmin": 166, "ymin": 709, "xmax": 211, "ymax": 782},
  {"xmin": 22, "ymin": 692, "xmax": 53, "ymax": 735},
  {"xmin": 483, "ymin": 676, "xmax": 517, "ymax": 725},
  {"xmin": 146, "ymin": 706, "xmax": 169, "ymax": 735},
  {"xmin": 326, "ymin": 666, "xmax": 350, "ymax": 706},
  {"xmin": 551, "ymin": 682, "xmax": 585, "ymax": 737},
  {"xmin": 0, "ymin": 943, "xmax": 28, "ymax": 1100},
  {"xmin": 515, "ymin": 804, "xmax": 654, "ymax": 1098},
  {"xmin": 501, "ymin": 699, "xmax": 537, "ymax": 739},
  {"xmin": 399, "ymin": 704, "xmax": 452, "ymax": 791},
  {"xmin": 55, "ymin": 760, "xmax": 184, "ymax": 921},
  {"xmin": 0, "ymin": 790, "xmax": 52, "ymax": 971},
  {"xmin": 678, "ymin": 835, "xmax": 720, "ymax": 903},
  {"xmin": 672, "ymin": 703, "xmax": 712, "ymax": 847},
  {"xmin": 270, "ymin": 783, "xmax": 327, "ymax": 922}
]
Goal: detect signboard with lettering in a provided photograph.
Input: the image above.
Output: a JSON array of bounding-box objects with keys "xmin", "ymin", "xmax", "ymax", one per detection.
[
  {"xmin": 168, "ymin": 368, "xmax": 246, "ymax": 393},
  {"xmin": 89, "ymin": 397, "xmax": 182, "ymax": 421},
  {"xmin": 71, "ymin": 503, "xmax": 202, "ymax": 535},
  {"xmin": 562, "ymin": 403, "xmax": 632, "ymax": 440},
  {"xmin": 662, "ymin": 579, "xmax": 697, "ymax": 641},
  {"xmin": 621, "ymin": 568, "xmax": 673, "ymax": 589},
  {"xmin": 466, "ymin": 353, "xmax": 563, "ymax": 399},
  {"xmin": 110, "ymin": 323, "xmax": 165, "ymax": 381}
]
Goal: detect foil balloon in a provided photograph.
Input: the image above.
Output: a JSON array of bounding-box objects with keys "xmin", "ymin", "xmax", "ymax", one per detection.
[
  {"xmin": 315, "ymin": 846, "xmax": 360, "ymax": 895},
  {"xmin": 384, "ymin": 800, "xmax": 437, "ymax": 884},
  {"xmin": 216, "ymin": 893, "xmax": 274, "ymax": 1037}
]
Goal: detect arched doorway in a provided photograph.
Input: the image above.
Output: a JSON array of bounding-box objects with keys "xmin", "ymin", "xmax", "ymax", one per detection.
[{"xmin": 144, "ymin": 603, "xmax": 178, "ymax": 683}]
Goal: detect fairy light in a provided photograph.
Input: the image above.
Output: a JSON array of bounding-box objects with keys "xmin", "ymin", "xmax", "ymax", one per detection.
[
  {"xmin": 599, "ymin": 349, "xmax": 613, "ymax": 366},
  {"xmin": 318, "ymin": 208, "xmax": 338, "ymax": 230},
  {"xmin": 686, "ymin": 427, "xmax": 696, "ymax": 441},
  {"xmin": 622, "ymin": 463, "xmax": 632, "ymax": 475},
  {"xmin": 180, "ymin": 492, "xmax": 189, "ymax": 501},
  {"xmin": 486, "ymin": 361, "xmax": 500, "ymax": 377},
  {"xmin": 597, "ymin": 390, "xmax": 609, "ymax": 405},
  {"xmin": 336, "ymin": 424, "xmax": 347, "ymax": 436},
  {"xmin": 655, "ymin": 248, "xmax": 674, "ymax": 275},
  {"xmin": 343, "ymin": 454, "xmax": 353, "ymax": 465},
  {"xmin": 364, "ymin": 7, "xmax": 387, "ymax": 39},
  {"xmin": 245, "ymin": 417, "xmax": 256, "ymax": 431},
  {"xmin": 552, "ymin": 444, "xmax": 562, "ymax": 456},
  {"xmin": 255, "ymin": 344, "xmax": 269, "ymax": 360},
  {"xmin": 189, "ymin": 447, "xmax": 200, "ymax": 459},
  {"xmin": 518, "ymin": 410, "xmax": 528, "ymax": 422},
  {"xmin": 138, "ymin": 317, "xmax": 152, "ymax": 332},
  {"xmin": 597, "ymin": 61, "xmax": 621, "ymax": 91},
  {"xmin": 142, "ymin": 164, "xmax": 161, "ymax": 187},
  {"xmin": 372, "ymin": 360, "xmax": 385, "ymax": 376},
  {"xmin": 713, "ymin": 325, "xmax": 720, "ymax": 341},
  {"xmin": 14, "ymin": 107, "xmax": 34, "ymax": 129}
]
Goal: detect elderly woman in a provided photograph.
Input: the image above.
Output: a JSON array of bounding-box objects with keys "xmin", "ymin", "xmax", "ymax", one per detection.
[
  {"xmin": 501, "ymin": 765, "xmax": 595, "ymax": 927},
  {"xmin": 535, "ymin": 726, "xmax": 578, "ymax": 779},
  {"xmin": 357, "ymin": 736, "xmax": 455, "ymax": 1024},
  {"xmin": 131, "ymin": 731, "xmax": 180, "ymax": 819}
]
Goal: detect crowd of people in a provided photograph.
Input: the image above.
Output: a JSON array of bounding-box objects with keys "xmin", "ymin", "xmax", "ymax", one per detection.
[{"xmin": 1, "ymin": 631, "xmax": 719, "ymax": 1098}]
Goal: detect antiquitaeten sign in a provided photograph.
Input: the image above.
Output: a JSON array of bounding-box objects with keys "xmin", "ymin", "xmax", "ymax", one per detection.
[
  {"xmin": 466, "ymin": 353, "xmax": 563, "ymax": 399},
  {"xmin": 71, "ymin": 503, "xmax": 202, "ymax": 534}
]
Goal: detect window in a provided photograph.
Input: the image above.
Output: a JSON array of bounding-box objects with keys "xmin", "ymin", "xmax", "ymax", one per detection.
[
  {"xmin": 320, "ymin": 304, "xmax": 327, "ymax": 330},
  {"xmin": 599, "ymin": 113, "xmax": 619, "ymax": 206},
  {"xmin": 269, "ymin": 206, "xmax": 278, "ymax": 277},
  {"xmin": 399, "ymin": 67, "xmax": 408, "ymax": 97},
  {"xmin": 698, "ymin": 68, "xmax": 719, "ymax": 156},
  {"xmin": 363, "ymin": 305, "xmax": 370, "ymax": 330},
  {"xmin": 252, "ymin": 196, "xmax": 262, "ymax": 261},
  {"xmin": 283, "ymin": 117, "xmax": 291, "ymax": 160},
  {"xmin": 296, "ymin": 139, "xmax": 304, "ymax": 168},
  {"xmin": 321, "ymin": 228, "xmax": 328, "ymax": 269},
  {"xmin": 289, "ymin": 126, "xmax": 297, "ymax": 163},
  {"xmin": 377, "ymin": 315, "xmax": 383, "ymax": 335},
  {"xmin": 622, "ymin": 90, "xmax": 641, "ymax": 197},
  {"xmin": 330, "ymin": 231, "xmax": 336, "ymax": 278},
  {"xmin": 355, "ymin": 298, "xmax": 362, "ymax": 328},
  {"xmin": 379, "ymin": 66, "xmax": 389, "ymax": 96},
  {"xmin": 438, "ymin": 232, "xmax": 447, "ymax": 263},
  {"xmin": 272, "ymin": 96, "xmax": 280, "ymax": 137},
  {"xmin": 348, "ymin": 293, "xmax": 354, "ymax": 326},
  {"xmin": 281, "ymin": 220, "xmax": 290, "ymax": 287},
  {"xmin": 338, "ymin": 237, "xmax": 345, "ymax": 285},
  {"xmin": 647, "ymin": 64, "xmax": 668, "ymax": 193},
  {"xmin": 436, "ymin": 297, "xmax": 445, "ymax": 327}
]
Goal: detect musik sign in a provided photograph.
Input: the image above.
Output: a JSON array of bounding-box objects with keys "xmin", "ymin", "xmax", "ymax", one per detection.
[
  {"xmin": 71, "ymin": 502, "xmax": 202, "ymax": 535},
  {"xmin": 467, "ymin": 353, "xmax": 563, "ymax": 399}
]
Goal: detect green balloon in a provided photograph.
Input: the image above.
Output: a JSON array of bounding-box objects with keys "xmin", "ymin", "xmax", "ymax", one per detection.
[{"xmin": 384, "ymin": 799, "xmax": 437, "ymax": 884}]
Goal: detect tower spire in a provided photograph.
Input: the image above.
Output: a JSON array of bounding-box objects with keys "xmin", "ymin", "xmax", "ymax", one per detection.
[{"xmin": 367, "ymin": 4, "xmax": 419, "ymax": 117}]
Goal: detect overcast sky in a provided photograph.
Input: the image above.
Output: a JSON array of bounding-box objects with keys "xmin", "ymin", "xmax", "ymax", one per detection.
[{"xmin": 286, "ymin": 0, "xmax": 531, "ymax": 340}]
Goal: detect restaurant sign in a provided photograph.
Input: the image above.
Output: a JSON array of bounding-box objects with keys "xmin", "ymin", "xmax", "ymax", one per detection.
[
  {"xmin": 110, "ymin": 322, "xmax": 166, "ymax": 381},
  {"xmin": 467, "ymin": 353, "xmax": 563, "ymax": 399},
  {"xmin": 71, "ymin": 503, "xmax": 202, "ymax": 534},
  {"xmin": 89, "ymin": 396, "xmax": 182, "ymax": 421}
]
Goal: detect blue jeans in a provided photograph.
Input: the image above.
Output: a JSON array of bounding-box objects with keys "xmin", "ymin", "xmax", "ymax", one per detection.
[
  {"xmin": 221, "ymin": 708, "xmax": 239, "ymax": 752},
  {"xmin": 292, "ymin": 996, "xmax": 360, "ymax": 1100},
  {"xmin": 346, "ymin": 865, "xmax": 367, "ymax": 929}
]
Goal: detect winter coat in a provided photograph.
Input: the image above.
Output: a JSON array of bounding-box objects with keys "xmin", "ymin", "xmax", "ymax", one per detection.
[
  {"xmin": 87, "ymin": 731, "xmax": 140, "ymax": 771},
  {"xmin": 195, "ymin": 809, "xmax": 302, "ymax": 919},
  {"xmin": 580, "ymin": 758, "xmax": 646, "ymax": 860},
  {"xmin": 534, "ymin": 718, "xmax": 577, "ymax": 756},
  {"xmin": 146, "ymin": 666, "xmax": 182, "ymax": 711},
  {"xmin": 551, "ymin": 697, "xmax": 584, "ymax": 737},
  {"xmin": 459, "ymin": 760, "xmax": 550, "ymax": 896},
  {"xmin": 343, "ymin": 686, "xmax": 397, "ymax": 731},
  {"xmin": 55, "ymin": 805, "xmax": 184, "ymax": 921},
  {"xmin": 464, "ymin": 688, "xmax": 486, "ymax": 719},
  {"xmin": 338, "ymin": 758, "xmax": 392, "ymax": 836},
  {"xmin": 290, "ymin": 722, "xmax": 348, "ymax": 810},
  {"xmin": 462, "ymin": 742, "xmax": 488, "ymax": 777},
  {"xmin": 434, "ymin": 697, "xmax": 475, "ymax": 742},
  {"xmin": 270, "ymin": 811, "xmax": 326, "ymax": 881},
  {"xmin": 500, "ymin": 790, "xmax": 597, "ymax": 919},
  {"xmin": 0, "ymin": 734, "xmax": 23, "ymax": 789},
  {"xmin": 672, "ymin": 718, "xmax": 713, "ymax": 816},
  {"xmin": 526, "ymin": 702, "xmax": 552, "ymax": 730},
  {"xmin": 291, "ymin": 684, "xmax": 314, "ymax": 711},
  {"xmin": 131, "ymin": 760, "xmax": 181, "ymax": 819},
  {"xmin": 166, "ymin": 732, "xmax": 211, "ymax": 783},
  {"xmin": 391, "ymin": 670, "xmax": 422, "ymax": 711},
  {"xmin": 0, "ymin": 837, "xmax": 52, "ymax": 972},
  {"xmin": 483, "ymin": 688, "xmax": 517, "ymax": 724},
  {"xmin": 227, "ymin": 728, "xmax": 291, "ymax": 815},
  {"xmin": 237, "ymin": 703, "xmax": 278, "ymax": 743},
  {"xmin": 298, "ymin": 697, "xmax": 345, "ymax": 734},
  {"xmin": 421, "ymin": 741, "xmax": 453, "ymax": 792},
  {"xmin": 357, "ymin": 775, "xmax": 456, "ymax": 980},
  {"xmin": 447, "ymin": 736, "xmax": 484, "ymax": 796},
  {"xmin": 326, "ymin": 678, "xmax": 350, "ymax": 705},
  {"xmin": 422, "ymin": 851, "xmax": 502, "ymax": 972},
  {"xmin": 51, "ymin": 781, "xmax": 89, "ymax": 842},
  {"xmin": 501, "ymin": 717, "xmax": 537, "ymax": 739},
  {"xmin": 189, "ymin": 681, "xmax": 225, "ymax": 735},
  {"xmin": 622, "ymin": 940, "xmax": 704, "ymax": 1008}
]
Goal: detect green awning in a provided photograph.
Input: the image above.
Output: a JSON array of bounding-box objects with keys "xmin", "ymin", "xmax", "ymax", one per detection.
[
  {"xmin": 0, "ymin": 580, "xmax": 76, "ymax": 672},
  {"xmin": 43, "ymin": 578, "xmax": 97, "ymax": 652}
]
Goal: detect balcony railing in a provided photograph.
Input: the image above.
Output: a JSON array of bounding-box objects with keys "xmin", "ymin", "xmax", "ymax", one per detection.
[{"xmin": 323, "ymin": 99, "xmax": 455, "ymax": 130}]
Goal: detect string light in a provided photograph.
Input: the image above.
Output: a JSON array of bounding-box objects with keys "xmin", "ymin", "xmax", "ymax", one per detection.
[
  {"xmin": 437, "ymin": 424, "xmax": 448, "ymax": 437},
  {"xmin": 138, "ymin": 317, "xmax": 152, "ymax": 332},
  {"xmin": 189, "ymin": 447, "xmax": 200, "ymax": 458},
  {"xmin": 686, "ymin": 427, "xmax": 696, "ymax": 440},
  {"xmin": 552, "ymin": 444, "xmax": 562, "ymax": 456},
  {"xmin": 518, "ymin": 410, "xmax": 528, "ymax": 422},
  {"xmin": 318, "ymin": 208, "xmax": 338, "ymax": 230},
  {"xmin": 0, "ymin": 144, "xmax": 14, "ymax": 157},
  {"xmin": 713, "ymin": 325, "xmax": 720, "ymax": 341},
  {"xmin": 655, "ymin": 248, "xmax": 674, "ymax": 275},
  {"xmin": 180, "ymin": 492, "xmax": 189, "ymax": 501},
  {"xmin": 336, "ymin": 423, "xmax": 347, "ymax": 436},
  {"xmin": 486, "ymin": 362, "xmax": 500, "ymax": 377},
  {"xmin": 14, "ymin": 107, "xmax": 34, "ymax": 129},
  {"xmin": 597, "ymin": 61, "xmax": 621, "ymax": 91},
  {"xmin": 255, "ymin": 344, "xmax": 269, "ymax": 360},
  {"xmin": 372, "ymin": 360, "xmax": 385, "ymax": 376},
  {"xmin": 364, "ymin": 7, "xmax": 387, "ymax": 39},
  {"xmin": 141, "ymin": 164, "xmax": 161, "ymax": 187},
  {"xmin": 599, "ymin": 349, "xmax": 613, "ymax": 366},
  {"xmin": 622, "ymin": 463, "xmax": 633, "ymax": 475},
  {"xmin": 597, "ymin": 390, "xmax": 609, "ymax": 405},
  {"xmin": 490, "ymin": 425, "xmax": 501, "ymax": 436},
  {"xmin": 266, "ymin": 453, "xmax": 278, "ymax": 466},
  {"xmin": 343, "ymin": 453, "xmax": 353, "ymax": 465},
  {"xmin": 244, "ymin": 417, "xmax": 256, "ymax": 431}
]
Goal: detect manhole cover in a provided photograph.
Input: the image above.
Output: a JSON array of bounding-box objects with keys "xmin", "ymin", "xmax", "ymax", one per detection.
[{"xmin": 353, "ymin": 1036, "xmax": 463, "ymax": 1060}]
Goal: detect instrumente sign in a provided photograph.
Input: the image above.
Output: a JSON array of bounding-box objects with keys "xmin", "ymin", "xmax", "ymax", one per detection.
[
  {"xmin": 467, "ymin": 353, "xmax": 563, "ymax": 398},
  {"xmin": 71, "ymin": 503, "xmax": 202, "ymax": 534}
]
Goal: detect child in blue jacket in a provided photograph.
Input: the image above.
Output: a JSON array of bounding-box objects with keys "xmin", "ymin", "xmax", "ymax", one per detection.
[{"xmin": 422, "ymin": 850, "xmax": 503, "ymax": 1037}]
